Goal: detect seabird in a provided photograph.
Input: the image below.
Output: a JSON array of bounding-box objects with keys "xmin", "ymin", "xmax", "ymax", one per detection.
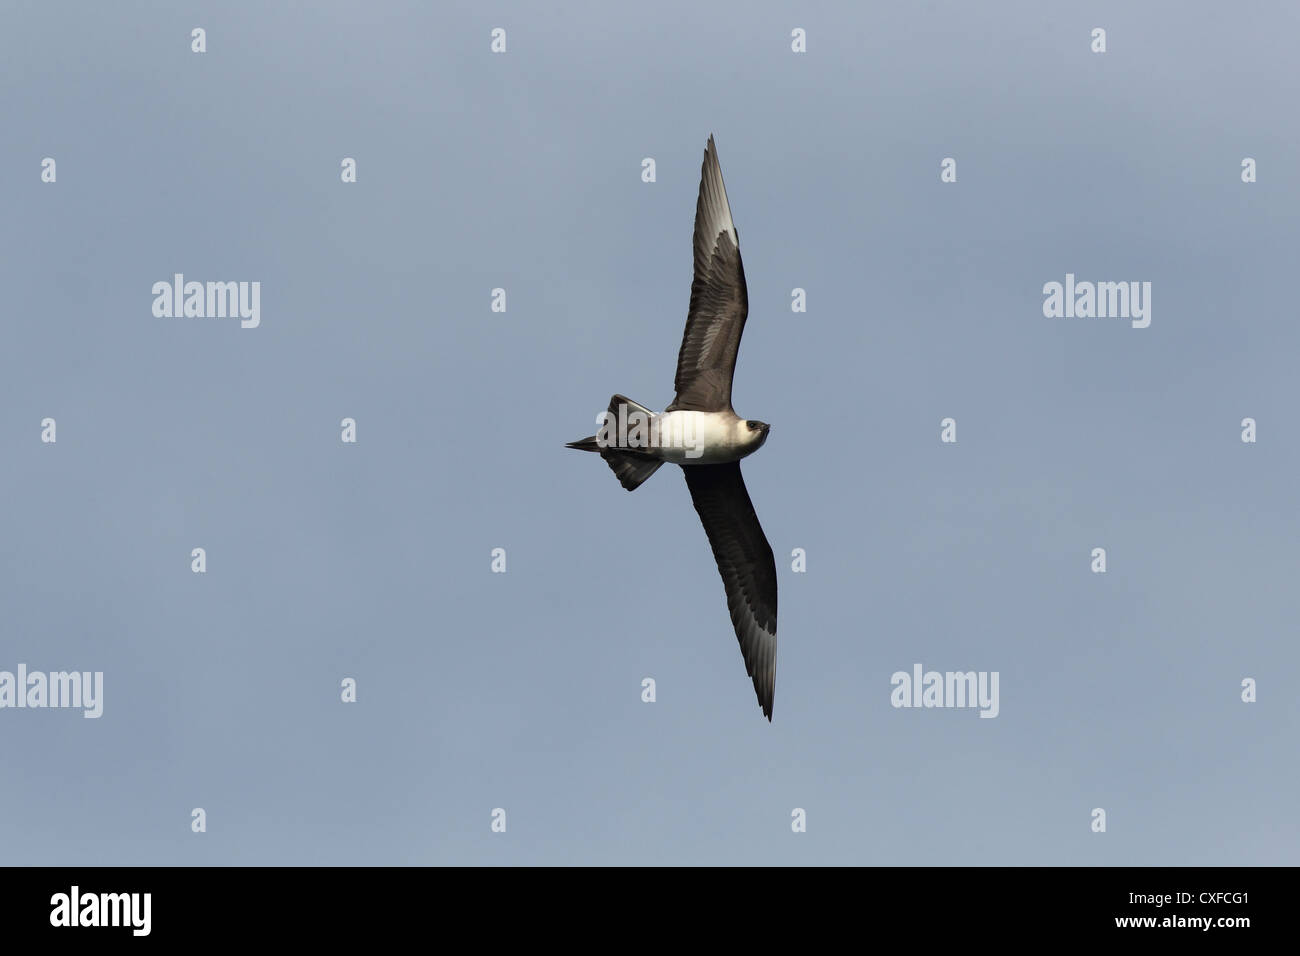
[{"xmin": 567, "ymin": 135, "xmax": 778, "ymax": 720}]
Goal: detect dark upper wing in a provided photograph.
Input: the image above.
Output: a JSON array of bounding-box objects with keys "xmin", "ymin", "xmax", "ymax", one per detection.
[
  {"xmin": 682, "ymin": 462, "xmax": 778, "ymax": 719},
  {"xmin": 667, "ymin": 135, "xmax": 750, "ymax": 413}
]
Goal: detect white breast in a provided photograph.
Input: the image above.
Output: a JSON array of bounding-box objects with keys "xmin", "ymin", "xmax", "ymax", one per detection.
[{"xmin": 654, "ymin": 410, "xmax": 746, "ymax": 464}]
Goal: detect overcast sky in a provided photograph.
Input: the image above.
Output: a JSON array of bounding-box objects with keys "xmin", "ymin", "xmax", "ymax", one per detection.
[{"xmin": 2, "ymin": 0, "xmax": 1297, "ymax": 865}]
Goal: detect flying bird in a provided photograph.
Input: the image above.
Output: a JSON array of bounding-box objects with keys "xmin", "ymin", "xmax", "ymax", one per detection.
[{"xmin": 567, "ymin": 135, "xmax": 778, "ymax": 720}]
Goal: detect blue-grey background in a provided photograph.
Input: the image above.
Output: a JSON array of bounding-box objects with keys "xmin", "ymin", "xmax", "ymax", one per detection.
[{"xmin": 2, "ymin": 0, "xmax": 1297, "ymax": 865}]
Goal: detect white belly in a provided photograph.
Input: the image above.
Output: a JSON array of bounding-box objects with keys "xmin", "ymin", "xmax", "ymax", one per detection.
[{"xmin": 653, "ymin": 410, "xmax": 746, "ymax": 464}]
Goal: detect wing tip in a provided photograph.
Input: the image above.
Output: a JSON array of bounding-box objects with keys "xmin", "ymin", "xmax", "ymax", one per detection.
[
  {"xmin": 696, "ymin": 134, "xmax": 736, "ymax": 245},
  {"xmin": 756, "ymin": 664, "xmax": 774, "ymax": 721}
]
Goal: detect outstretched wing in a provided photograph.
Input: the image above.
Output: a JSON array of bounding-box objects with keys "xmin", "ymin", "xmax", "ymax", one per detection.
[
  {"xmin": 682, "ymin": 462, "xmax": 778, "ymax": 719},
  {"xmin": 668, "ymin": 135, "xmax": 750, "ymax": 413}
]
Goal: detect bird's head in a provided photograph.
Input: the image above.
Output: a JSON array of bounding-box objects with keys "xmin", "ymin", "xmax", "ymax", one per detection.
[{"xmin": 745, "ymin": 419, "xmax": 771, "ymax": 448}]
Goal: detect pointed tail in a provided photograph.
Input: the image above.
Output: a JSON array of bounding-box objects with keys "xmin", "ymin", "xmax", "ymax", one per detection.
[{"xmin": 566, "ymin": 394, "xmax": 665, "ymax": 491}]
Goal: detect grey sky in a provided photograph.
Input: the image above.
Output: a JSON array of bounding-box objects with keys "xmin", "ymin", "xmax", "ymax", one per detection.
[{"xmin": 2, "ymin": 1, "xmax": 1297, "ymax": 864}]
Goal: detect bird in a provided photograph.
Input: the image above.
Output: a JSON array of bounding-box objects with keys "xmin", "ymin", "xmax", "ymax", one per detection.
[{"xmin": 567, "ymin": 135, "xmax": 778, "ymax": 720}]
